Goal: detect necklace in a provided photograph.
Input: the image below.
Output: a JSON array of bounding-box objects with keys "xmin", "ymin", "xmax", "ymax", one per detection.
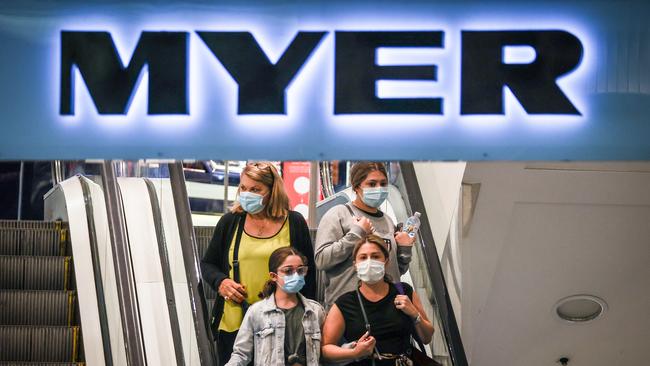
[{"xmin": 248, "ymin": 215, "xmax": 269, "ymax": 236}]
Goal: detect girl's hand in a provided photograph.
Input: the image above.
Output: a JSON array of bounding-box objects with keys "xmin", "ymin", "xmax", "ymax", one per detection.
[
  {"xmin": 355, "ymin": 217, "xmax": 374, "ymax": 235},
  {"xmin": 394, "ymin": 231, "xmax": 415, "ymax": 246},
  {"xmin": 353, "ymin": 331, "xmax": 376, "ymax": 358},
  {"xmin": 394, "ymin": 294, "xmax": 419, "ymax": 318}
]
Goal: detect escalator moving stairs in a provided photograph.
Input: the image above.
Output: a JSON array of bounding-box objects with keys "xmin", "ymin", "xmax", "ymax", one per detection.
[
  {"xmin": 0, "ymin": 220, "xmax": 85, "ymax": 365},
  {"xmin": 194, "ymin": 227, "xmax": 217, "ymax": 316}
]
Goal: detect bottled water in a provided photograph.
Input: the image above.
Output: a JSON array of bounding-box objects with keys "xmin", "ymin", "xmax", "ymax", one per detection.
[{"xmin": 402, "ymin": 212, "xmax": 421, "ymax": 238}]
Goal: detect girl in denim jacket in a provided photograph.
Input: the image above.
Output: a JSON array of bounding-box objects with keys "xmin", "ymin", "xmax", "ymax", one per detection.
[{"xmin": 225, "ymin": 247, "xmax": 325, "ymax": 366}]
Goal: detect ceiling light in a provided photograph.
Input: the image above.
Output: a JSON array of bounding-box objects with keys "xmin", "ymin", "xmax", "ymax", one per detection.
[{"xmin": 554, "ymin": 295, "xmax": 607, "ymax": 323}]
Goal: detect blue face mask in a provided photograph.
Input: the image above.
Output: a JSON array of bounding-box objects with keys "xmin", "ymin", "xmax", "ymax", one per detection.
[
  {"xmin": 281, "ymin": 273, "xmax": 305, "ymax": 294},
  {"xmin": 239, "ymin": 191, "xmax": 265, "ymax": 214},
  {"xmin": 361, "ymin": 187, "xmax": 389, "ymax": 208}
]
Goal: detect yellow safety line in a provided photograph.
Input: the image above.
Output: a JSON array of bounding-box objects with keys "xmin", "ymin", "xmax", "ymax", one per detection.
[
  {"xmin": 67, "ymin": 291, "xmax": 75, "ymax": 326},
  {"xmin": 59, "ymin": 228, "xmax": 68, "ymax": 256},
  {"xmin": 63, "ymin": 257, "xmax": 70, "ymax": 291},
  {"xmin": 72, "ymin": 325, "xmax": 79, "ymax": 362}
]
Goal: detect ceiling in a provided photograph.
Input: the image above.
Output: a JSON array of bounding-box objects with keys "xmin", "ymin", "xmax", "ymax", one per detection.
[{"xmin": 459, "ymin": 162, "xmax": 650, "ymax": 366}]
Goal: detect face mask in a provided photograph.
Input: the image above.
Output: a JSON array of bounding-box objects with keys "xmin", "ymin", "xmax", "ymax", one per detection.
[
  {"xmin": 239, "ymin": 191, "xmax": 265, "ymax": 214},
  {"xmin": 361, "ymin": 187, "xmax": 389, "ymax": 208},
  {"xmin": 356, "ymin": 259, "xmax": 385, "ymax": 284},
  {"xmin": 280, "ymin": 273, "xmax": 305, "ymax": 293}
]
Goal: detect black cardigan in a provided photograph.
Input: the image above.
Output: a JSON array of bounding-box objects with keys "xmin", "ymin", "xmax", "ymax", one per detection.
[{"xmin": 200, "ymin": 210, "xmax": 316, "ymax": 336}]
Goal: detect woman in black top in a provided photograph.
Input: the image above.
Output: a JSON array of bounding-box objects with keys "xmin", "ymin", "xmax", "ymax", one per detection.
[
  {"xmin": 201, "ymin": 162, "xmax": 316, "ymax": 365},
  {"xmin": 321, "ymin": 234, "xmax": 434, "ymax": 366}
]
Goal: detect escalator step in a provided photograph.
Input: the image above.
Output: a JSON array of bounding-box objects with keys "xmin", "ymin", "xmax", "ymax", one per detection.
[
  {"xmin": 0, "ymin": 364, "xmax": 84, "ymax": 366},
  {"xmin": 0, "ymin": 291, "xmax": 75, "ymax": 326},
  {"xmin": 0, "ymin": 221, "xmax": 68, "ymax": 231},
  {"xmin": 0, "ymin": 229, "xmax": 67, "ymax": 257},
  {"xmin": 193, "ymin": 226, "xmax": 214, "ymax": 239},
  {"xmin": 0, "ymin": 256, "xmax": 71, "ymax": 290},
  {"xmin": 0, "ymin": 326, "xmax": 80, "ymax": 362},
  {"xmin": 203, "ymin": 281, "xmax": 217, "ymax": 300}
]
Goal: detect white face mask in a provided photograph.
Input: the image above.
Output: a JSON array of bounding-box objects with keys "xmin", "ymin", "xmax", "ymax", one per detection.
[{"xmin": 356, "ymin": 259, "xmax": 385, "ymax": 284}]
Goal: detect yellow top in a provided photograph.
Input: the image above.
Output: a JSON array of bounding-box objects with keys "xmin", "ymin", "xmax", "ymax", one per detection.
[{"xmin": 219, "ymin": 219, "xmax": 290, "ymax": 332}]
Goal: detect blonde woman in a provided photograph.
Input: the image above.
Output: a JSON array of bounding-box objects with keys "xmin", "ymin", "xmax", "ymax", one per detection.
[{"xmin": 202, "ymin": 162, "xmax": 315, "ymax": 364}]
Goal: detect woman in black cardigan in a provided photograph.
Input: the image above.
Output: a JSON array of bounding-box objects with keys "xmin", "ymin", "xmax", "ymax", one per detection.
[{"xmin": 201, "ymin": 162, "xmax": 315, "ymax": 365}]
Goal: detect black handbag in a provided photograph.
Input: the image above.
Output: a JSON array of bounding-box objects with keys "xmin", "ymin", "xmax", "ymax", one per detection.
[{"xmin": 409, "ymin": 343, "xmax": 440, "ymax": 366}]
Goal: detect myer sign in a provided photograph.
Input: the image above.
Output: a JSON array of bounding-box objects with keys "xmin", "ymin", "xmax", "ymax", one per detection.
[{"xmin": 60, "ymin": 30, "xmax": 584, "ymax": 117}]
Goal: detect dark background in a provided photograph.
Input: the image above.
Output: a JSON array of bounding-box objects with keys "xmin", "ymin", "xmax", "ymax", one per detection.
[{"xmin": 0, "ymin": 162, "xmax": 51, "ymax": 220}]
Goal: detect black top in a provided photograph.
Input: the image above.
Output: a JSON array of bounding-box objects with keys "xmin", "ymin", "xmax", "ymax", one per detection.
[
  {"xmin": 282, "ymin": 302, "xmax": 306, "ymax": 366},
  {"xmin": 335, "ymin": 283, "xmax": 414, "ymax": 366},
  {"xmin": 200, "ymin": 211, "xmax": 316, "ymax": 337}
]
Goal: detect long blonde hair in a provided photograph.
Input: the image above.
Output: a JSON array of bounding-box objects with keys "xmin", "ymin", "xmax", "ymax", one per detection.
[{"xmin": 231, "ymin": 162, "xmax": 290, "ymax": 220}]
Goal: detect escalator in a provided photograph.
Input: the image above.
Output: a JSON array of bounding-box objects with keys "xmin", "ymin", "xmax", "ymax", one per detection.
[
  {"xmin": 0, "ymin": 220, "xmax": 84, "ymax": 365},
  {"xmin": 0, "ymin": 160, "xmax": 468, "ymax": 366},
  {"xmin": 193, "ymin": 227, "xmax": 218, "ymax": 320}
]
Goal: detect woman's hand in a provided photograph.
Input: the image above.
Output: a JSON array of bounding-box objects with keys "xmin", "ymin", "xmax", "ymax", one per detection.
[
  {"xmin": 353, "ymin": 331, "xmax": 376, "ymax": 359},
  {"xmin": 218, "ymin": 278, "xmax": 248, "ymax": 304},
  {"xmin": 394, "ymin": 231, "xmax": 415, "ymax": 246},
  {"xmin": 394, "ymin": 294, "xmax": 419, "ymax": 319},
  {"xmin": 354, "ymin": 217, "xmax": 374, "ymax": 235}
]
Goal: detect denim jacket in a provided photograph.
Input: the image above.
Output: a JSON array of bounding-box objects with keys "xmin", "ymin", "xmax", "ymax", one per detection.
[{"xmin": 225, "ymin": 292, "xmax": 325, "ymax": 366}]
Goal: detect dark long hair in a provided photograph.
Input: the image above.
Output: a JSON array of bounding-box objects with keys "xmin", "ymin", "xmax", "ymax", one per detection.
[
  {"xmin": 350, "ymin": 162, "xmax": 388, "ymax": 191},
  {"xmin": 259, "ymin": 247, "xmax": 308, "ymax": 299}
]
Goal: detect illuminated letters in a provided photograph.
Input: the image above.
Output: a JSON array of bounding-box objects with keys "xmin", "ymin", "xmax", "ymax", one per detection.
[
  {"xmin": 60, "ymin": 31, "xmax": 188, "ymax": 115},
  {"xmin": 461, "ymin": 31, "xmax": 583, "ymax": 115},
  {"xmin": 198, "ymin": 31, "xmax": 326, "ymax": 114},
  {"xmin": 334, "ymin": 31, "xmax": 443, "ymax": 114},
  {"xmin": 59, "ymin": 29, "xmax": 584, "ymax": 117}
]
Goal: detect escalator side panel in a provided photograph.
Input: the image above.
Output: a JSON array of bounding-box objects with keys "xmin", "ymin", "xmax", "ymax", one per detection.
[
  {"xmin": 46, "ymin": 178, "xmax": 120, "ymax": 365},
  {"xmin": 148, "ymin": 178, "xmax": 202, "ymax": 366}
]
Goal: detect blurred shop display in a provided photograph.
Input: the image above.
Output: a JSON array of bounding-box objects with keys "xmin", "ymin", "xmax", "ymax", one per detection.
[{"xmin": 282, "ymin": 162, "xmax": 322, "ymax": 220}]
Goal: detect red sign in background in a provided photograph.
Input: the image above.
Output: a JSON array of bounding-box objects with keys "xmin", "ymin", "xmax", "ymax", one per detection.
[{"xmin": 282, "ymin": 162, "xmax": 321, "ymax": 220}]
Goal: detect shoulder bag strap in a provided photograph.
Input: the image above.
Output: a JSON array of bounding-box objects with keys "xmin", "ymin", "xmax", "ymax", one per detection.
[
  {"xmin": 232, "ymin": 215, "xmax": 249, "ymax": 312},
  {"xmin": 395, "ymin": 282, "xmax": 428, "ymax": 354},
  {"xmin": 356, "ymin": 289, "xmax": 380, "ymax": 365},
  {"xmin": 345, "ymin": 203, "xmax": 355, "ymax": 217},
  {"xmin": 340, "ymin": 203, "xmax": 357, "ymax": 234}
]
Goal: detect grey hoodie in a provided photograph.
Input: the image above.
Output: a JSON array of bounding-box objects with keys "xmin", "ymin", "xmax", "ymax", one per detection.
[{"xmin": 314, "ymin": 203, "xmax": 412, "ymax": 309}]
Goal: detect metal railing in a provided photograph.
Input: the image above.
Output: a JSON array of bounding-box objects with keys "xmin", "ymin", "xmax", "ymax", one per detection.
[
  {"xmin": 168, "ymin": 162, "xmax": 217, "ymax": 366},
  {"xmin": 79, "ymin": 176, "xmax": 114, "ymax": 366},
  {"xmin": 398, "ymin": 162, "xmax": 468, "ymax": 366},
  {"xmin": 100, "ymin": 161, "xmax": 147, "ymax": 366},
  {"xmin": 144, "ymin": 178, "xmax": 186, "ymax": 366}
]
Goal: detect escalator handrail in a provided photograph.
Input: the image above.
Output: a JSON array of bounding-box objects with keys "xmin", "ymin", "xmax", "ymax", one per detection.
[
  {"xmin": 399, "ymin": 162, "xmax": 468, "ymax": 366},
  {"xmin": 143, "ymin": 178, "xmax": 186, "ymax": 366},
  {"xmin": 168, "ymin": 162, "xmax": 217, "ymax": 365},
  {"xmin": 78, "ymin": 176, "xmax": 114, "ymax": 366},
  {"xmin": 100, "ymin": 161, "xmax": 148, "ymax": 366}
]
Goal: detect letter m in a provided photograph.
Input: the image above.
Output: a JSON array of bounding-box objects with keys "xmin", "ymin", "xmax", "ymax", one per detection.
[{"xmin": 60, "ymin": 31, "xmax": 188, "ymax": 115}]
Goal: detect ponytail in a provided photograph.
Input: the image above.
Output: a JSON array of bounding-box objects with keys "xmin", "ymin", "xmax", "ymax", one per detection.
[{"xmin": 259, "ymin": 280, "xmax": 277, "ymax": 299}]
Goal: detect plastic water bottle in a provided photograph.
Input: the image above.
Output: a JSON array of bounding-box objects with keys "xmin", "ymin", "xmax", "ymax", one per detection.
[{"xmin": 402, "ymin": 212, "xmax": 421, "ymax": 238}]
